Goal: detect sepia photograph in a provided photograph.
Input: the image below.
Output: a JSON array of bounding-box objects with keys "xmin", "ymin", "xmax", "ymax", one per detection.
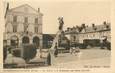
[{"xmin": 1, "ymin": 0, "xmax": 113, "ymax": 72}]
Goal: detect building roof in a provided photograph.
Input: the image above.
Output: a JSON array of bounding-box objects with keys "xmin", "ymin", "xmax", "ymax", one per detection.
[
  {"xmin": 65, "ymin": 22, "xmax": 111, "ymax": 34},
  {"xmin": 84, "ymin": 23, "xmax": 111, "ymax": 33},
  {"xmin": 7, "ymin": 4, "xmax": 43, "ymax": 16}
]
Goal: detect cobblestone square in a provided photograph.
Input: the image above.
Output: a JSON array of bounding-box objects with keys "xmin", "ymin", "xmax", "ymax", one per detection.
[{"xmin": 45, "ymin": 48, "xmax": 111, "ymax": 68}]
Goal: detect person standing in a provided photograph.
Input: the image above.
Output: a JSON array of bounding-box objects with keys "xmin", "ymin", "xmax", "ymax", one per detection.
[
  {"xmin": 46, "ymin": 52, "xmax": 51, "ymax": 65},
  {"xmin": 54, "ymin": 43, "xmax": 58, "ymax": 57}
]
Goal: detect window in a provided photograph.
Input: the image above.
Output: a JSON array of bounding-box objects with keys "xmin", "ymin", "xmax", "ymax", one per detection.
[
  {"xmin": 82, "ymin": 34, "xmax": 84, "ymax": 38},
  {"xmin": 13, "ymin": 16, "xmax": 17, "ymax": 22},
  {"xmin": 73, "ymin": 36, "xmax": 76, "ymax": 41},
  {"xmin": 24, "ymin": 24, "xmax": 28, "ymax": 32},
  {"xmin": 87, "ymin": 34, "xmax": 88, "ymax": 38},
  {"xmin": 93, "ymin": 34, "xmax": 95, "ymax": 37},
  {"xmin": 13, "ymin": 25, "xmax": 17, "ymax": 32},
  {"xmin": 35, "ymin": 18, "xmax": 38, "ymax": 24},
  {"xmin": 24, "ymin": 17, "xmax": 28, "ymax": 23},
  {"xmin": 24, "ymin": 25, "xmax": 26, "ymax": 32},
  {"xmin": 35, "ymin": 27, "xmax": 38, "ymax": 33}
]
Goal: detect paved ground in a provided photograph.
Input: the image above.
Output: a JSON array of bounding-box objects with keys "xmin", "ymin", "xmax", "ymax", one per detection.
[
  {"xmin": 55, "ymin": 48, "xmax": 110, "ymax": 63},
  {"xmin": 4, "ymin": 48, "xmax": 111, "ymax": 69},
  {"xmin": 41, "ymin": 48, "xmax": 111, "ymax": 69}
]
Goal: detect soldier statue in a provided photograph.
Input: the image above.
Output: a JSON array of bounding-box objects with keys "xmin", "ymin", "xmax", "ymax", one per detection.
[{"xmin": 58, "ymin": 16, "xmax": 64, "ymax": 30}]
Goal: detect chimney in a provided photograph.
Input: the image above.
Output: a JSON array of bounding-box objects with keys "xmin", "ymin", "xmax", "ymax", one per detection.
[
  {"xmin": 103, "ymin": 21, "xmax": 107, "ymax": 25},
  {"xmin": 38, "ymin": 8, "xmax": 40, "ymax": 12},
  {"xmin": 81, "ymin": 23, "xmax": 86, "ymax": 28},
  {"xmin": 92, "ymin": 23, "xmax": 95, "ymax": 27}
]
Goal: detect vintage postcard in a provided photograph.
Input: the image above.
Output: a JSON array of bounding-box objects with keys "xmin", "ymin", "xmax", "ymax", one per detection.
[{"xmin": 0, "ymin": 0, "xmax": 115, "ymax": 73}]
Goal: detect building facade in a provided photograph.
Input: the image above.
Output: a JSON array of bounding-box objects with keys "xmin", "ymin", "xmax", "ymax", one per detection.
[
  {"xmin": 65, "ymin": 21, "xmax": 111, "ymax": 45},
  {"xmin": 4, "ymin": 4, "xmax": 43, "ymax": 48}
]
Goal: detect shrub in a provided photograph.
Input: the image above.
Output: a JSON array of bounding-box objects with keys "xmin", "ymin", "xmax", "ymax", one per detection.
[
  {"xmin": 22, "ymin": 44, "xmax": 37, "ymax": 63},
  {"xmin": 105, "ymin": 42, "xmax": 111, "ymax": 50},
  {"xmin": 3, "ymin": 46, "xmax": 7, "ymax": 61},
  {"xmin": 12, "ymin": 49, "xmax": 21, "ymax": 57}
]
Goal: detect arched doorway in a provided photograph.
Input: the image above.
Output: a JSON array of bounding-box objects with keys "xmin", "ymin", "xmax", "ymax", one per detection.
[
  {"xmin": 33, "ymin": 36, "xmax": 40, "ymax": 47},
  {"xmin": 22, "ymin": 36, "xmax": 29, "ymax": 44},
  {"xmin": 11, "ymin": 36, "xmax": 19, "ymax": 47}
]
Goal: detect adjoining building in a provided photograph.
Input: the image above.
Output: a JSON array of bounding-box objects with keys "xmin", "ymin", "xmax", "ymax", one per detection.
[
  {"xmin": 4, "ymin": 4, "xmax": 43, "ymax": 48},
  {"xmin": 65, "ymin": 21, "xmax": 111, "ymax": 48},
  {"xmin": 43, "ymin": 34, "xmax": 56, "ymax": 49}
]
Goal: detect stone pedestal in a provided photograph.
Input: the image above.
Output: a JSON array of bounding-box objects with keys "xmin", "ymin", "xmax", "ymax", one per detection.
[
  {"xmin": 49, "ymin": 30, "xmax": 62, "ymax": 66},
  {"xmin": 5, "ymin": 53, "xmax": 25, "ymax": 64},
  {"xmin": 5, "ymin": 53, "xmax": 14, "ymax": 64},
  {"xmin": 49, "ymin": 49, "xmax": 56, "ymax": 66},
  {"xmin": 36, "ymin": 49, "xmax": 41, "ymax": 58}
]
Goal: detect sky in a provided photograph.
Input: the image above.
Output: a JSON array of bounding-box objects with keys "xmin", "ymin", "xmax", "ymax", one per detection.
[{"xmin": 3, "ymin": 0, "xmax": 111, "ymax": 34}]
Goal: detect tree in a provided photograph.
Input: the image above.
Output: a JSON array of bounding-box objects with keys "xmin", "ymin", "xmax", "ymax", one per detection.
[{"xmin": 22, "ymin": 44, "xmax": 37, "ymax": 63}]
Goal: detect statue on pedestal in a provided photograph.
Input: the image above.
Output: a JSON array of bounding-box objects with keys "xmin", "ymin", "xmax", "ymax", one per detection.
[
  {"xmin": 58, "ymin": 16, "xmax": 64, "ymax": 30},
  {"xmin": 58, "ymin": 17, "xmax": 65, "ymax": 47},
  {"xmin": 49, "ymin": 16, "xmax": 64, "ymax": 66}
]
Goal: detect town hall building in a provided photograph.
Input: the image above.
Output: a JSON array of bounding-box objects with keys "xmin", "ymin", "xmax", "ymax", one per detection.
[{"xmin": 4, "ymin": 4, "xmax": 43, "ymax": 48}]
